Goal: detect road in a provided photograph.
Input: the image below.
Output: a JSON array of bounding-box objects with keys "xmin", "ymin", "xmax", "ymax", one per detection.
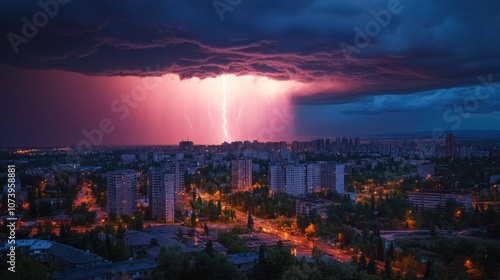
[{"xmin": 232, "ymin": 208, "xmax": 353, "ymax": 262}]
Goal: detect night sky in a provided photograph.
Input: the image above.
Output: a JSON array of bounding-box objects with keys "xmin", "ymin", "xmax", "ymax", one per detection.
[{"xmin": 1, "ymin": 0, "xmax": 499, "ymax": 147}]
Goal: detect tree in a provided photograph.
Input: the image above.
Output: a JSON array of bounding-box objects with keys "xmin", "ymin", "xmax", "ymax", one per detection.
[
  {"xmin": 312, "ymin": 246, "xmax": 322, "ymax": 263},
  {"xmin": 59, "ymin": 222, "xmax": 69, "ymax": 244},
  {"xmin": 359, "ymin": 253, "xmax": 367, "ymax": 271},
  {"xmin": 116, "ymin": 223, "xmax": 125, "ymax": 240},
  {"xmin": 129, "ymin": 212, "xmax": 143, "ymax": 230},
  {"xmin": 191, "ymin": 211, "xmax": 197, "ymax": 228},
  {"xmin": 485, "ymin": 247, "xmax": 500, "ymax": 279},
  {"xmin": 109, "ymin": 211, "xmax": 117, "ymax": 221},
  {"xmin": 387, "ymin": 241, "xmax": 395, "ymax": 261},
  {"xmin": 258, "ymin": 244, "xmax": 266, "ymax": 264},
  {"xmin": 155, "ymin": 245, "xmax": 189, "ymax": 280},
  {"xmin": 281, "ymin": 261, "xmax": 323, "ymax": 280},
  {"xmin": 377, "ymin": 237, "xmax": 385, "ymax": 261},
  {"xmin": 247, "ymin": 211, "xmax": 254, "ymax": 231},
  {"xmin": 218, "ymin": 231, "xmax": 248, "ymax": 254},
  {"xmin": 367, "ymin": 255, "xmax": 377, "ymax": 275},
  {"xmin": 188, "ymin": 251, "xmax": 245, "ymax": 280},
  {"xmin": 0, "ymin": 251, "xmax": 50, "ymax": 280},
  {"xmin": 205, "ymin": 240, "xmax": 214, "ymax": 256},
  {"xmin": 150, "ymin": 238, "xmax": 158, "ymax": 247},
  {"xmin": 383, "ymin": 258, "xmax": 393, "ymax": 280},
  {"xmin": 39, "ymin": 200, "xmax": 53, "ymax": 216},
  {"xmin": 423, "ymin": 259, "xmax": 433, "ymax": 279},
  {"xmin": 265, "ymin": 241, "xmax": 296, "ymax": 280},
  {"xmin": 176, "ymin": 228, "xmax": 184, "ymax": 239},
  {"xmin": 305, "ymin": 224, "xmax": 317, "ymax": 246},
  {"xmin": 204, "ymin": 223, "xmax": 210, "ymax": 236}
]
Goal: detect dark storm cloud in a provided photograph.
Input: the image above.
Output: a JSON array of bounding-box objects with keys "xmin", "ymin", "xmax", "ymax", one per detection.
[
  {"xmin": 1, "ymin": 0, "xmax": 499, "ymax": 104},
  {"xmin": 341, "ymin": 85, "xmax": 500, "ymax": 115}
]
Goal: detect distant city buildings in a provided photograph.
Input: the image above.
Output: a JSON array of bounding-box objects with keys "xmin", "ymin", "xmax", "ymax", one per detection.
[
  {"xmin": 120, "ymin": 154, "xmax": 137, "ymax": 163},
  {"xmin": 445, "ymin": 133, "xmax": 456, "ymax": 158},
  {"xmin": 179, "ymin": 140, "xmax": 194, "ymax": 151},
  {"xmin": 417, "ymin": 162, "xmax": 435, "ymax": 179},
  {"xmin": 231, "ymin": 159, "xmax": 253, "ymax": 190},
  {"xmin": 107, "ymin": 169, "xmax": 137, "ymax": 217}
]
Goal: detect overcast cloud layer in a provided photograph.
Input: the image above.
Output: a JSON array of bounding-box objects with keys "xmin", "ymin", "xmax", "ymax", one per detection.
[
  {"xmin": 1, "ymin": 0, "xmax": 499, "ymax": 105},
  {"xmin": 1, "ymin": 1, "xmax": 500, "ymax": 146}
]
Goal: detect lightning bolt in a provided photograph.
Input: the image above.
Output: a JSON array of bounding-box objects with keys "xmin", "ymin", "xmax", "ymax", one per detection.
[
  {"xmin": 222, "ymin": 75, "xmax": 231, "ymax": 142},
  {"xmin": 183, "ymin": 103, "xmax": 195, "ymax": 137}
]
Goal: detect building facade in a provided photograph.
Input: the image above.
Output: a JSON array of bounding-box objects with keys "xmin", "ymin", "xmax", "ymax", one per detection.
[
  {"xmin": 285, "ymin": 164, "xmax": 306, "ymax": 196},
  {"xmin": 107, "ymin": 169, "xmax": 137, "ymax": 217},
  {"xmin": 408, "ymin": 191, "xmax": 473, "ymax": 212},
  {"xmin": 231, "ymin": 160, "xmax": 253, "ymax": 190},
  {"xmin": 148, "ymin": 167, "xmax": 176, "ymax": 223},
  {"xmin": 269, "ymin": 162, "xmax": 344, "ymax": 196},
  {"xmin": 335, "ymin": 164, "xmax": 345, "ymax": 194}
]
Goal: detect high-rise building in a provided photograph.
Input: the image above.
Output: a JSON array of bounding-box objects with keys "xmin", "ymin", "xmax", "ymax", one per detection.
[
  {"xmin": 320, "ymin": 162, "xmax": 336, "ymax": 190},
  {"xmin": 164, "ymin": 173, "xmax": 176, "ymax": 222},
  {"xmin": 168, "ymin": 161, "xmax": 185, "ymax": 194},
  {"xmin": 148, "ymin": 167, "xmax": 164, "ymax": 221},
  {"xmin": 269, "ymin": 165, "xmax": 286, "ymax": 194},
  {"xmin": 335, "ymin": 164, "xmax": 345, "ymax": 194},
  {"xmin": 285, "ymin": 164, "xmax": 306, "ymax": 196},
  {"xmin": 107, "ymin": 170, "xmax": 137, "ymax": 217},
  {"xmin": 149, "ymin": 164, "xmax": 183, "ymax": 223},
  {"xmin": 445, "ymin": 133, "xmax": 456, "ymax": 158},
  {"xmin": 311, "ymin": 139, "xmax": 325, "ymax": 153},
  {"xmin": 354, "ymin": 137, "xmax": 360, "ymax": 152},
  {"xmin": 231, "ymin": 160, "xmax": 253, "ymax": 190},
  {"xmin": 306, "ymin": 163, "xmax": 322, "ymax": 194},
  {"xmin": 179, "ymin": 140, "xmax": 194, "ymax": 151},
  {"xmin": 325, "ymin": 139, "xmax": 331, "ymax": 152}
]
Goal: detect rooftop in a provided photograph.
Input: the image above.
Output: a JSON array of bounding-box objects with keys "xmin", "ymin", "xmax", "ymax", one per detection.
[
  {"xmin": 2, "ymin": 239, "xmax": 52, "ymax": 251},
  {"xmin": 2, "ymin": 239, "xmax": 104, "ymax": 265},
  {"xmin": 48, "ymin": 242, "xmax": 104, "ymax": 265},
  {"xmin": 53, "ymin": 258, "xmax": 158, "ymax": 280}
]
